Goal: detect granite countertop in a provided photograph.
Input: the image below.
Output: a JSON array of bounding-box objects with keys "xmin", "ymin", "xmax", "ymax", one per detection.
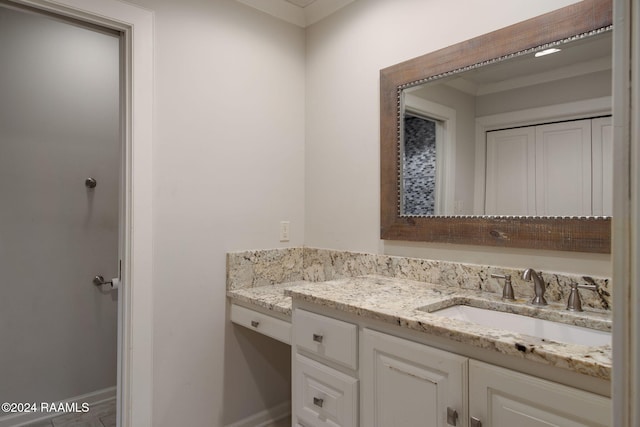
[
  {"xmin": 227, "ymin": 275, "xmax": 612, "ymax": 380},
  {"xmin": 227, "ymin": 280, "xmax": 310, "ymax": 316}
]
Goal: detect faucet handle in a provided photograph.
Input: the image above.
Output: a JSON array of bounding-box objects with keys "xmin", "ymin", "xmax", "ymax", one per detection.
[
  {"xmin": 566, "ymin": 282, "xmax": 598, "ymax": 311},
  {"xmin": 491, "ymin": 273, "xmax": 515, "ymax": 300}
]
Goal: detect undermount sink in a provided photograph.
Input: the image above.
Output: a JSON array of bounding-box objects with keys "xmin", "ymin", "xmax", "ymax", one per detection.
[{"xmin": 430, "ymin": 304, "xmax": 611, "ymax": 347}]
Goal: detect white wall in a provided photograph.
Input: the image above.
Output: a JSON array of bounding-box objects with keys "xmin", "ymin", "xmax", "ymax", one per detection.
[
  {"xmin": 0, "ymin": 5, "xmax": 119, "ymax": 404},
  {"xmin": 121, "ymin": 0, "xmax": 305, "ymax": 425},
  {"xmin": 305, "ymin": 0, "xmax": 611, "ymax": 276},
  {"xmin": 476, "ymin": 70, "xmax": 612, "ymax": 116}
]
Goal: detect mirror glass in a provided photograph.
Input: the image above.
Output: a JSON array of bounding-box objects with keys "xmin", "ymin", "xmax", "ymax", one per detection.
[{"xmin": 400, "ymin": 30, "xmax": 612, "ymax": 217}]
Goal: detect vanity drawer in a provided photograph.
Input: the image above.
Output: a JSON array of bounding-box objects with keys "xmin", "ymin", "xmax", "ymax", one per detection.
[
  {"xmin": 230, "ymin": 304, "xmax": 291, "ymax": 345},
  {"xmin": 294, "ymin": 309, "xmax": 358, "ymax": 369},
  {"xmin": 294, "ymin": 353, "xmax": 358, "ymax": 427}
]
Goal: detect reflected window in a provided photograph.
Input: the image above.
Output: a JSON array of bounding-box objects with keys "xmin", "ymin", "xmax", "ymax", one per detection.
[{"xmin": 403, "ymin": 114, "xmax": 441, "ymax": 215}]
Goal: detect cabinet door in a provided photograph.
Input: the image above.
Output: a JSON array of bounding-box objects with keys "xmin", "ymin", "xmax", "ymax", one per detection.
[
  {"xmin": 469, "ymin": 360, "xmax": 611, "ymax": 427},
  {"xmin": 535, "ymin": 120, "xmax": 592, "ymax": 216},
  {"xmin": 485, "ymin": 127, "xmax": 536, "ymax": 215},
  {"xmin": 591, "ymin": 116, "xmax": 613, "ymax": 216},
  {"xmin": 361, "ymin": 329, "xmax": 468, "ymax": 427}
]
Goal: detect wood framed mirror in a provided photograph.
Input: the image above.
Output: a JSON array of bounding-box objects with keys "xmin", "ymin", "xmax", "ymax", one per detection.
[{"xmin": 380, "ymin": 0, "xmax": 612, "ymax": 253}]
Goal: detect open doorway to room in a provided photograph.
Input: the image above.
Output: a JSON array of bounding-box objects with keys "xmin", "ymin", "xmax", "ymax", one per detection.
[{"xmin": 0, "ymin": 2, "xmax": 122, "ymax": 426}]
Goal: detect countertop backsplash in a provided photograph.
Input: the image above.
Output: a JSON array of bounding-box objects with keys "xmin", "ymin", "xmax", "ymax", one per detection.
[{"xmin": 227, "ymin": 247, "xmax": 611, "ymax": 311}]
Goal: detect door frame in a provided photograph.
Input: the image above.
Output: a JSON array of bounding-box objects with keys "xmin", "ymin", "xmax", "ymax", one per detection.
[
  {"xmin": 402, "ymin": 93, "xmax": 457, "ymax": 215},
  {"xmin": 8, "ymin": 1, "xmax": 154, "ymax": 426},
  {"xmin": 612, "ymin": 0, "xmax": 639, "ymax": 425}
]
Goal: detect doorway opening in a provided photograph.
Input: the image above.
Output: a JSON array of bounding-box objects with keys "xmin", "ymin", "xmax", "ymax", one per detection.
[{"xmin": 0, "ymin": 2, "xmax": 123, "ymax": 426}]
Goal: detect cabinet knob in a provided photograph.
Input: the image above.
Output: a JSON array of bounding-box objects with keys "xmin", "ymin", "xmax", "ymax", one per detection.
[
  {"xmin": 250, "ymin": 320, "xmax": 260, "ymax": 328},
  {"xmin": 312, "ymin": 333, "xmax": 324, "ymax": 343},
  {"xmin": 470, "ymin": 416, "xmax": 482, "ymax": 427},
  {"xmin": 446, "ymin": 407, "xmax": 459, "ymax": 425},
  {"xmin": 313, "ymin": 397, "xmax": 324, "ymax": 408}
]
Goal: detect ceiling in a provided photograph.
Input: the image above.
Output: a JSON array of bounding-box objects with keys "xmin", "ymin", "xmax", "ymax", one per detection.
[
  {"xmin": 408, "ymin": 31, "xmax": 612, "ymax": 97},
  {"xmin": 235, "ymin": 0, "xmax": 355, "ymax": 27}
]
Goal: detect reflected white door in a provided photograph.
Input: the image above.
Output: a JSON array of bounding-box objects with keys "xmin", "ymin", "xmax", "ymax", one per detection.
[
  {"xmin": 591, "ymin": 116, "xmax": 613, "ymax": 216},
  {"xmin": 0, "ymin": 2, "xmax": 121, "ymax": 410},
  {"xmin": 535, "ymin": 120, "xmax": 592, "ymax": 216},
  {"xmin": 485, "ymin": 127, "xmax": 536, "ymax": 215},
  {"xmin": 485, "ymin": 118, "xmax": 608, "ymax": 216}
]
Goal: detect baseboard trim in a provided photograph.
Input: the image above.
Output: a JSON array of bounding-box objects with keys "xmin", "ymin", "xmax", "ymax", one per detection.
[
  {"xmin": 0, "ymin": 386, "xmax": 116, "ymax": 427},
  {"xmin": 226, "ymin": 401, "xmax": 291, "ymax": 427}
]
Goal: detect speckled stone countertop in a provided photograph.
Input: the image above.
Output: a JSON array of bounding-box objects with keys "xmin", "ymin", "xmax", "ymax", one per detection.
[
  {"xmin": 228, "ymin": 280, "xmax": 309, "ymax": 316},
  {"xmin": 228, "ymin": 275, "xmax": 612, "ymax": 380}
]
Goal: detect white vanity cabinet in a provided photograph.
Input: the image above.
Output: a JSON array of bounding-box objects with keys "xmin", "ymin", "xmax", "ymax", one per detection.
[
  {"xmin": 360, "ymin": 329, "xmax": 610, "ymax": 427},
  {"xmin": 469, "ymin": 360, "xmax": 611, "ymax": 427},
  {"xmin": 361, "ymin": 329, "xmax": 468, "ymax": 427},
  {"xmin": 292, "ymin": 309, "xmax": 359, "ymax": 427},
  {"xmin": 289, "ymin": 306, "xmax": 611, "ymax": 427}
]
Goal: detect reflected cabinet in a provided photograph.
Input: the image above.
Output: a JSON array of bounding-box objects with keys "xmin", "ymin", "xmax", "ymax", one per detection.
[{"xmin": 484, "ymin": 117, "xmax": 612, "ymax": 216}]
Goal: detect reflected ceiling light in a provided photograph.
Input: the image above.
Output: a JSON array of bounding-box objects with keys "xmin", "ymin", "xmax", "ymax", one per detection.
[
  {"xmin": 535, "ymin": 48, "xmax": 562, "ymax": 57},
  {"xmin": 285, "ymin": 0, "xmax": 316, "ymax": 7}
]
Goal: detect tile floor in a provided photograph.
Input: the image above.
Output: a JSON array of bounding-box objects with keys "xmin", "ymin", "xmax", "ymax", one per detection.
[
  {"xmin": 21, "ymin": 400, "xmax": 289, "ymax": 427},
  {"xmin": 22, "ymin": 400, "xmax": 115, "ymax": 427}
]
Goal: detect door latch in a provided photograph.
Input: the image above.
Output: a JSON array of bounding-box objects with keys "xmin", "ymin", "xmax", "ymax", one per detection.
[{"xmin": 446, "ymin": 407, "xmax": 458, "ymax": 425}]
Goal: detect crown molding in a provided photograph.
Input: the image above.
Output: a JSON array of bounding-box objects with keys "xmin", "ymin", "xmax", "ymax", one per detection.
[{"xmin": 235, "ymin": 0, "xmax": 354, "ymax": 28}]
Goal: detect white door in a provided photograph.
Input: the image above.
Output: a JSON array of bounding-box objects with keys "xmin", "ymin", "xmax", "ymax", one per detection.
[
  {"xmin": 0, "ymin": 1, "xmax": 121, "ymax": 414},
  {"xmin": 485, "ymin": 127, "xmax": 536, "ymax": 215},
  {"xmin": 591, "ymin": 116, "xmax": 613, "ymax": 216},
  {"xmin": 469, "ymin": 360, "xmax": 611, "ymax": 427},
  {"xmin": 535, "ymin": 120, "xmax": 592, "ymax": 216},
  {"xmin": 485, "ymin": 118, "xmax": 602, "ymax": 216},
  {"xmin": 361, "ymin": 329, "xmax": 468, "ymax": 427}
]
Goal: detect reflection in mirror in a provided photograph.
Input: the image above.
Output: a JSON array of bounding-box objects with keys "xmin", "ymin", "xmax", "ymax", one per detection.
[
  {"xmin": 402, "ymin": 114, "xmax": 437, "ymax": 215},
  {"xmin": 400, "ymin": 30, "xmax": 612, "ymax": 217}
]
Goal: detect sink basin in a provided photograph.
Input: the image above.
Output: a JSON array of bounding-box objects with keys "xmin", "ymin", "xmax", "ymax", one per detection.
[{"xmin": 431, "ymin": 304, "xmax": 611, "ymax": 347}]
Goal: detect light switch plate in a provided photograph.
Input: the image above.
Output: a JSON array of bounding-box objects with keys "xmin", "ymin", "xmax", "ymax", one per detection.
[{"xmin": 280, "ymin": 221, "xmax": 290, "ymax": 242}]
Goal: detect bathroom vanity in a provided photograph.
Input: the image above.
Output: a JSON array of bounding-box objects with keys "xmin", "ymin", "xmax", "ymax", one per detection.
[
  {"xmin": 227, "ymin": 249, "xmax": 612, "ymax": 427},
  {"xmin": 286, "ymin": 278, "xmax": 610, "ymax": 427}
]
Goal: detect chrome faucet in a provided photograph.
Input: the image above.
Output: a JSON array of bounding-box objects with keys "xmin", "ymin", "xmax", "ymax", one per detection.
[
  {"xmin": 491, "ymin": 273, "xmax": 515, "ymax": 300},
  {"xmin": 522, "ymin": 268, "xmax": 547, "ymax": 306},
  {"xmin": 566, "ymin": 282, "xmax": 598, "ymax": 312}
]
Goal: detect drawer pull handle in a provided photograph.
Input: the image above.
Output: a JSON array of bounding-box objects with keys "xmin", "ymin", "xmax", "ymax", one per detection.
[
  {"xmin": 313, "ymin": 397, "xmax": 324, "ymax": 408},
  {"xmin": 250, "ymin": 320, "xmax": 260, "ymax": 328},
  {"xmin": 470, "ymin": 416, "xmax": 482, "ymax": 427},
  {"xmin": 312, "ymin": 333, "xmax": 324, "ymax": 343}
]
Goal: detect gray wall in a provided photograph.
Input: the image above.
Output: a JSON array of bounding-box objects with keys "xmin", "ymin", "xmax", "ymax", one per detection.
[{"xmin": 0, "ymin": 5, "xmax": 120, "ymax": 403}]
